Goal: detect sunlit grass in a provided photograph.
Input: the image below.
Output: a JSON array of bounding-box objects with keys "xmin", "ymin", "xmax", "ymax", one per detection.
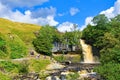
[{"xmin": 0, "ymin": 18, "xmax": 41, "ymax": 59}]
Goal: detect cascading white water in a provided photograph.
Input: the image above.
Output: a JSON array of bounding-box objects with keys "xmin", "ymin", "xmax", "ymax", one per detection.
[{"xmin": 80, "ymin": 39, "xmax": 94, "ymax": 63}]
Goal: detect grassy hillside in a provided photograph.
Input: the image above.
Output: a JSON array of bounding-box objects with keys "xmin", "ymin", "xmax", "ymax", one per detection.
[{"xmin": 0, "ymin": 18, "xmax": 40, "ymax": 59}]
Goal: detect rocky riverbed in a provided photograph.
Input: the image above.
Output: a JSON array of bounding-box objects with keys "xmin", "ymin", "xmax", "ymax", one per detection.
[{"xmin": 45, "ymin": 62, "xmax": 101, "ymax": 80}]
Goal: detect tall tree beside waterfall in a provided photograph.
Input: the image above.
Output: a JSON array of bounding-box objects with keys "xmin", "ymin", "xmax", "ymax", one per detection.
[
  {"xmin": 82, "ymin": 14, "xmax": 110, "ymax": 50},
  {"xmin": 82, "ymin": 14, "xmax": 120, "ymax": 80}
]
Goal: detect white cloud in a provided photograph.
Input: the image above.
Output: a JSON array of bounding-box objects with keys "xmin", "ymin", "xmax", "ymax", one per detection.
[
  {"xmin": 0, "ymin": 0, "xmax": 48, "ymax": 8},
  {"xmin": 70, "ymin": 7, "xmax": 79, "ymax": 16},
  {"xmin": 100, "ymin": 7, "xmax": 114, "ymax": 18},
  {"xmin": 57, "ymin": 22, "xmax": 74, "ymax": 32},
  {"xmin": 80, "ymin": 17, "xmax": 93, "ymax": 31},
  {"xmin": 81, "ymin": 0, "xmax": 120, "ymax": 31},
  {"xmin": 113, "ymin": 0, "xmax": 120, "ymax": 15},
  {"xmin": 58, "ymin": 13, "xmax": 65, "ymax": 16},
  {"xmin": 0, "ymin": 2, "xmax": 58, "ymax": 26},
  {"xmin": 100, "ymin": 0, "xmax": 120, "ymax": 18},
  {"xmin": 58, "ymin": 12, "xmax": 69, "ymax": 17}
]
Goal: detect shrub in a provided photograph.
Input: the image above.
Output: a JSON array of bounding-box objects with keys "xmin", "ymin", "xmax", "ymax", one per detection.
[
  {"xmin": 18, "ymin": 61, "xmax": 29, "ymax": 74},
  {"xmin": 94, "ymin": 63, "xmax": 120, "ymax": 80},
  {"xmin": 0, "ymin": 72, "xmax": 11, "ymax": 80},
  {"xmin": 0, "ymin": 61, "xmax": 18, "ymax": 72},
  {"xmin": 8, "ymin": 35, "xmax": 27, "ymax": 59},
  {"xmin": 66, "ymin": 72, "xmax": 79, "ymax": 80},
  {"xmin": 29, "ymin": 59, "xmax": 50, "ymax": 72}
]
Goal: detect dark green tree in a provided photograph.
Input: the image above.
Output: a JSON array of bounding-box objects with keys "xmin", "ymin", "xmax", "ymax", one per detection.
[
  {"xmin": 84, "ymin": 14, "xmax": 120, "ymax": 79},
  {"xmin": 92, "ymin": 14, "xmax": 109, "ymax": 26},
  {"xmin": 82, "ymin": 14, "xmax": 110, "ymax": 50},
  {"xmin": 33, "ymin": 25, "xmax": 59, "ymax": 56}
]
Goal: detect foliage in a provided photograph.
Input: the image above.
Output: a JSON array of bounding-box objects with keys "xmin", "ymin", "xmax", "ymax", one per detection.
[
  {"xmin": 33, "ymin": 25, "xmax": 60, "ymax": 56},
  {"xmin": 82, "ymin": 14, "xmax": 120, "ymax": 80},
  {"xmin": 29, "ymin": 59, "xmax": 50, "ymax": 72},
  {"xmin": 0, "ymin": 59, "xmax": 51, "ymax": 79},
  {"xmin": 94, "ymin": 63, "xmax": 120, "ymax": 80},
  {"xmin": 0, "ymin": 18, "xmax": 40, "ymax": 59},
  {"xmin": 0, "ymin": 72, "xmax": 11, "ymax": 80},
  {"xmin": 66, "ymin": 72, "xmax": 79, "ymax": 80},
  {"xmin": 53, "ymin": 54, "xmax": 81, "ymax": 62},
  {"xmin": 8, "ymin": 36, "xmax": 27, "ymax": 59},
  {"xmin": 0, "ymin": 34, "xmax": 8, "ymax": 58},
  {"xmin": 92, "ymin": 14, "xmax": 109, "ymax": 26},
  {"xmin": 63, "ymin": 25, "xmax": 81, "ymax": 51},
  {"xmin": 53, "ymin": 54, "xmax": 65, "ymax": 62},
  {"xmin": 0, "ymin": 36, "xmax": 7, "ymax": 53},
  {"xmin": 0, "ymin": 61, "xmax": 19, "ymax": 72},
  {"xmin": 0, "ymin": 33, "xmax": 28, "ymax": 59},
  {"xmin": 0, "ymin": 18, "xmax": 40, "ymax": 46},
  {"xmin": 18, "ymin": 61, "xmax": 29, "ymax": 74}
]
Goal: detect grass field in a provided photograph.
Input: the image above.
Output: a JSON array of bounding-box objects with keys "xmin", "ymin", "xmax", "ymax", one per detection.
[{"xmin": 0, "ymin": 18, "xmax": 40, "ymax": 59}]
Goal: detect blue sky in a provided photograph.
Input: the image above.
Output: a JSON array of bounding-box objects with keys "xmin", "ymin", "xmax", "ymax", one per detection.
[{"xmin": 0, "ymin": 0, "xmax": 119, "ymax": 32}]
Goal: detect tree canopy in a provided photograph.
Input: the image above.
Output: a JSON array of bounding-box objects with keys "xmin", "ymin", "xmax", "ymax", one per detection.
[
  {"xmin": 33, "ymin": 25, "xmax": 60, "ymax": 56},
  {"xmin": 82, "ymin": 14, "xmax": 120, "ymax": 79}
]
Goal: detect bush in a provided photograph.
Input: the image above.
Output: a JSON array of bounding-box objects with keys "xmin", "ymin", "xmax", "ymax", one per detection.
[
  {"xmin": 54, "ymin": 54, "xmax": 81, "ymax": 62},
  {"xmin": 94, "ymin": 63, "xmax": 120, "ymax": 80},
  {"xmin": 0, "ymin": 37, "xmax": 7, "ymax": 53},
  {"xmin": 0, "ymin": 61, "xmax": 18, "ymax": 72},
  {"xmin": 9, "ymin": 44, "xmax": 27, "ymax": 59},
  {"xmin": 0, "ymin": 50, "xmax": 7, "ymax": 58},
  {"xmin": 33, "ymin": 25, "xmax": 60, "ymax": 56},
  {"xmin": 53, "ymin": 54, "xmax": 65, "ymax": 62},
  {"xmin": 0, "ymin": 72, "xmax": 11, "ymax": 80},
  {"xmin": 66, "ymin": 72, "xmax": 79, "ymax": 80},
  {"xmin": 29, "ymin": 59, "xmax": 50, "ymax": 72},
  {"xmin": 0, "ymin": 35, "xmax": 8, "ymax": 58},
  {"xmin": 18, "ymin": 61, "xmax": 29, "ymax": 74},
  {"xmin": 8, "ymin": 35, "xmax": 27, "ymax": 59}
]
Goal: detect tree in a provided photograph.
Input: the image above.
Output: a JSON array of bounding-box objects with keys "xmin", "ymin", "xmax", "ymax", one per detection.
[
  {"xmin": 94, "ymin": 63, "xmax": 120, "ymax": 80},
  {"xmin": 82, "ymin": 14, "xmax": 110, "ymax": 50},
  {"xmin": 81, "ymin": 14, "xmax": 120, "ymax": 79},
  {"xmin": 84, "ymin": 14, "xmax": 120, "ymax": 79},
  {"xmin": 63, "ymin": 24, "xmax": 81, "ymax": 51},
  {"xmin": 92, "ymin": 14, "xmax": 109, "ymax": 26},
  {"xmin": 33, "ymin": 25, "xmax": 59, "ymax": 56}
]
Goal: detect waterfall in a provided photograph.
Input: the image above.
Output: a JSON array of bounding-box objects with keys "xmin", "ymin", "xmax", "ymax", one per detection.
[{"xmin": 80, "ymin": 39, "xmax": 94, "ymax": 63}]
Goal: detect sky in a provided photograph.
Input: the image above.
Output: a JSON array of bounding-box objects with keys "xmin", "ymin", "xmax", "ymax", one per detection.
[{"xmin": 0, "ymin": 0, "xmax": 120, "ymax": 32}]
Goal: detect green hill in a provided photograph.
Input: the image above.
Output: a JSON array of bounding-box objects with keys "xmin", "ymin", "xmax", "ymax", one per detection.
[{"xmin": 0, "ymin": 18, "xmax": 40, "ymax": 59}]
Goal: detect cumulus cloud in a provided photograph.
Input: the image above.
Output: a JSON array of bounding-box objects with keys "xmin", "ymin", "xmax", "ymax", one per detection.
[
  {"xmin": 70, "ymin": 7, "xmax": 79, "ymax": 16},
  {"xmin": 58, "ymin": 13, "xmax": 66, "ymax": 16},
  {"xmin": 80, "ymin": 17, "xmax": 93, "ymax": 31},
  {"xmin": 81, "ymin": 0, "xmax": 120, "ymax": 31},
  {"xmin": 57, "ymin": 22, "xmax": 75, "ymax": 32},
  {"xmin": 0, "ymin": 2, "xmax": 58, "ymax": 26},
  {"xmin": 57, "ymin": 22, "xmax": 73, "ymax": 32},
  {"xmin": 100, "ymin": 0, "xmax": 120, "ymax": 18},
  {"xmin": 100, "ymin": 7, "xmax": 114, "ymax": 18},
  {"xmin": 0, "ymin": 0, "xmax": 48, "ymax": 8},
  {"xmin": 113, "ymin": 0, "xmax": 120, "ymax": 15},
  {"xmin": 58, "ymin": 13, "xmax": 64, "ymax": 16}
]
